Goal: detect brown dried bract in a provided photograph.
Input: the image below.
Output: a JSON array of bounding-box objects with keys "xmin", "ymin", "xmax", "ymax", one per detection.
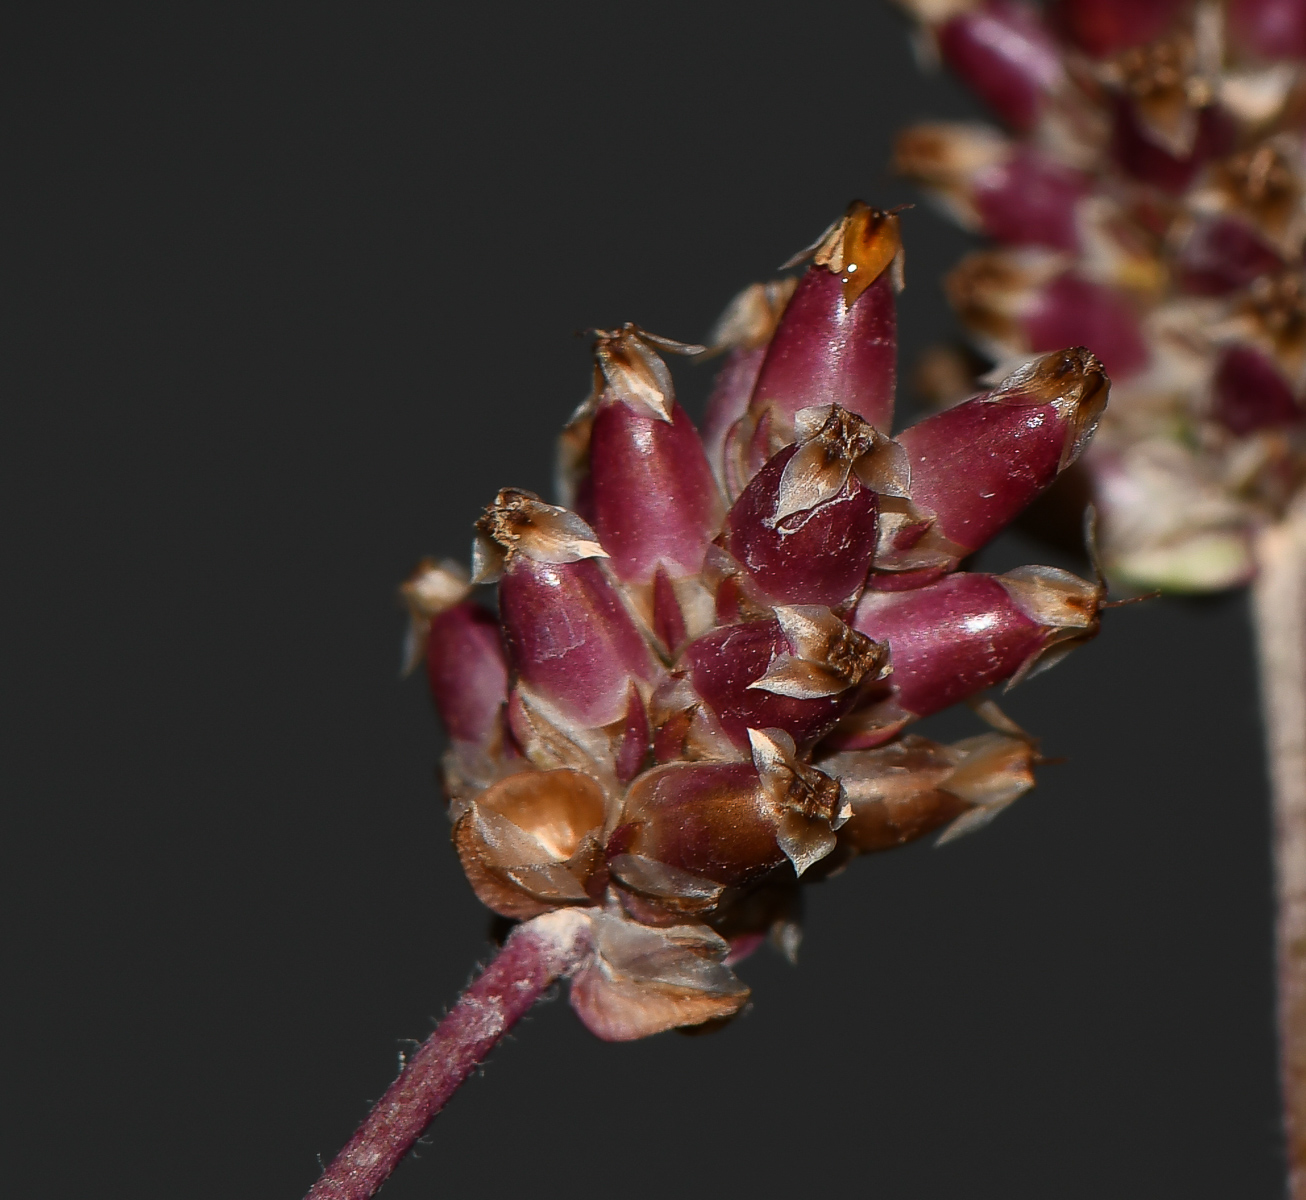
[
  {"xmin": 472, "ymin": 488, "xmax": 608, "ymax": 582},
  {"xmin": 994, "ymin": 347, "xmax": 1111, "ymax": 470},
  {"xmin": 785, "ymin": 200, "xmax": 907, "ymax": 305},
  {"xmin": 749, "ymin": 605, "xmax": 890, "ymax": 700}
]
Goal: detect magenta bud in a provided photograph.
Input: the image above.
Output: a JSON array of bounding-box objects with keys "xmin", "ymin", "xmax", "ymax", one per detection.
[
  {"xmin": 1212, "ymin": 345, "xmax": 1303, "ymax": 435},
  {"xmin": 1176, "ymin": 217, "xmax": 1285, "ymax": 296},
  {"xmin": 850, "ymin": 567, "xmax": 1102, "ymax": 727},
  {"xmin": 1111, "ymin": 99, "xmax": 1233, "ymax": 194},
  {"xmin": 721, "ymin": 405, "xmax": 907, "ymax": 609},
  {"xmin": 400, "ymin": 559, "xmax": 510, "ymax": 750},
  {"xmin": 1022, "ymin": 274, "xmax": 1149, "ymax": 380},
  {"xmin": 681, "ymin": 606, "xmax": 889, "ymax": 750},
  {"xmin": 937, "ymin": 1, "xmax": 1064, "ymax": 131},
  {"xmin": 746, "ymin": 203, "xmax": 902, "ymax": 440},
  {"xmin": 475, "ymin": 489, "xmax": 658, "ymax": 728},
  {"xmin": 1051, "ymin": 0, "xmax": 1185, "ymax": 56},
  {"xmin": 589, "ymin": 392, "xmax": 724, "ymax": 585},
  {"xmin": 896, "ymin": 348, "xmax": 1109, "ymax": 558},
  {"xmin": 972, "ymin": 148, "xmax": 1087, "ymax": 251},
  {"xmin": 1230, "ymin": 0, "xmax": 1306, "ymax": 60}
]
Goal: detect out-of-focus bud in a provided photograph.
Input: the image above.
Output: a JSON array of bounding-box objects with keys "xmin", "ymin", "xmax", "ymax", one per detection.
[
  {"xmin": 400, "ymin": 559, "xmax": 510, "ymax": 752},
  {"xmin": 741, "ymin": 203, "xmax": 902, "ymax": 455},
  {"xmin": 1052, "ymin": 0, "xmax": 1187, "ymax": 58},
  {"xmin": 701, "ymin": 280, "xmax": 796, "ymax": 497},
  {"xmin": 822, "ymin": 728, "xmax": 1037, "ymax": 851},
  {"xmin": 936, "ymin": 1, "xmax": 1066, "ymax": 131},
  {"xmin": 1175, "ymin": 217, "xmax": 1285, "ymax": 296},
  {"xmin": 895, "ymin": 123, "xmax": 1088, "ymax": 251},
  {"xmin": 475, "ymin": 488, "xmax": 659, "ymax": 727},
  {"xmin": 1229, "ymin": 0, "xmax": 1306, "ymax": 61},
  {"xmin": 1212, "ymin": 344, "xmax": 1303, "ymax": 435},
  {"xmin": 581, "ymin": 326, "xmax": 724, "ymax": 587},
  {"xmin": 947, "ymin": 251, "xmax": 1149, "ymax": 379},
  {"xmin": 1091, "ymin": 439, "xmax": 1259, "ymax": 591},
  {"xmin": 720, "ymin": 404, "xmax": 907, "ymax": 609},
  {"xmin": 452, "ymin": 768, "xmax": 607, "ymax": 920},
  {"xmin": 846, "ymin": 567, "xmax": 1102, "ymax": 736},
  {"xmin": 568, "ymin": 910, "xmax": 750, "ymax": 1041},
  {"xmin": 896, "ymin": 349, "xmax": 1109, "ymax": 560},
  {"xmin": 681, "ymin": 605, "xmax": 889, "ymax": 750},
  {"xmin": 1190, "ymin": 139, "xmax": 1306, "ymax": 263}
]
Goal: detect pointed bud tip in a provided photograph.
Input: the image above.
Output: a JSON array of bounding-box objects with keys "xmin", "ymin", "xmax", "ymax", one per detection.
[{"xmin": 784, "ymin": 202, "xmax": 907, "ymax": 305}]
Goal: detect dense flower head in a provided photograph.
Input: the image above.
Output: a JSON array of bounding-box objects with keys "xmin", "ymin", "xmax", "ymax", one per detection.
[
  {"xmin": 893, "ymin": 0, "xmax": 1306, "ymax": 591},
  {"xmin": 403, "ymin": 204, "xmax": 1113, "ymax": 1040}
]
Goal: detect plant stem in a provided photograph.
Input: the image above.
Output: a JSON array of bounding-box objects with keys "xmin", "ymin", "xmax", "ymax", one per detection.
[
  {"xmin": 305, "ymin": 908, "xmax": 592, "ymax": 1200},
  {"xmin": 1253, "ymin": 494, "xmax": 1306, "ymax": 1198}
]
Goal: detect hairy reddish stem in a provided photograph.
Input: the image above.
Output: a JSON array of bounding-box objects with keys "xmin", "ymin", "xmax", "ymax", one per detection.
[
  {"xmin": 306, "ymin": 910, "xmax": 592, "ymax": 1200},
  {"xmin": 1254, "ymin": 495, "xmax": 1306, "ymax": 1197}
]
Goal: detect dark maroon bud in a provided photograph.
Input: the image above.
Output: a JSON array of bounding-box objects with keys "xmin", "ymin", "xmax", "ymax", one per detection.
[
  {"xmin": 938, "ymin": 1, "xmax": 1064, "ymax": 131},
  {"xmin": 1051, "ymin": 0, "xmax": 1185, "ymax": 56},
  {"xmin": 747, "ymin": 203, "xmax": 902, "ymax": 441},
  {"xmin": 681, "ymin": 606, "xmax": 889, "ymax": 750},
  {"xmin": 474, "ymin": 488, "xmax": 659, "ymax": 728},
  {"xmin": 721, "ymin": 405, "xmax": 908, "ymax": 609},
  {"xmin": 1176, "ymin": 217, "xmax": 1285, "ymax": 296},
  {"xmin": 896, "ymin": 349, "xmax": 1109, "ymax": 558},
  {"xmin": 611, "ymin": 728, "xmax": 849, "ymax": 903},
  {"xmin": 849, "ymin": 567, "xmax": 1102, "ymax": 728},
  {"xmin": 1212, "ymin": 345, "xmax": 1303, "ymax": 435},
  {"xmin": 652, "ymin": 566, "xmax": 688, "ymax": 655},
  {"xmin": 1229, "ymin": 0, "xmax": 1306, "ymax": 60},
  {"xmin": 400, "ymin": 560, "xmax": 509, "ymax": 750}
]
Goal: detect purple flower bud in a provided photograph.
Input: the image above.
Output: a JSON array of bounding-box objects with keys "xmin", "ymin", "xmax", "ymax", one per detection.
[
  {"xmin": 1051, "ymin": 0, "xmax": 1185, "ymax": 56},
  {"xmin": 1212, "ymin": 345, "xmax": 1303, "ymax": 435},
  {"xmin": 475, "ymin": 489, "xmax": 659, "ymax": 727},
  {"xmin": 1111, "ymin": 99, "xmax": 1233, "ymax": 194},
  {"xmin": 746, "ymin": 204, "xmax": 902, "ymax": 442},
  {"xmin": 1230, "ymin": 0, "xmax": 1306, "ymax": 60},
  {"xmin": 896, "ymin": 349, "xmax": 1109, "ymax": 558},
  {"xmin": 937, "ymin": 1, "xmax": 1064, "ymax": 131},
  {"xmin": 895, "ymin": 125, "xmax": 1086, "ymax": 252},
  {"xmin": 720, "ymin": 405, "xmax": 908, "ymax": 609},
  {"xmin": 586, "ymin": 336, "xmax": 724, "ymax": 584},
  {"xmin": 681, "ymin": 605, "xmax": 889, "ymax": 750},
  {"xmin": 847, "ymin": 567, "xmax": 1103, "ymax": 732},
  {"xmin": 1176, "ymin": 217, "xmax": 1285, "ymax": 296},
  {"xmin": 400, "ymin": 560, "xmax": 509, "ymax": 751}
]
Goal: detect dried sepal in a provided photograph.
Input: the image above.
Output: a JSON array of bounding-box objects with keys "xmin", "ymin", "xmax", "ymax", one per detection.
[
  {"xmin": 398, "ymin": 557, "xmax": 472, "ymax": 677},
  {"xmin": 473, "ymin": 488, "xmax": 607, "ymax": 582},
  {"xmin": 507, "ymin": 683, "xmax": 618, "ymax": 783},
  {"xmin": 934, "ymin": 732, "xmax": 1038, "ymax": 843},
  {"xmin": 993, "ymin": 347, "xmax": 1110, "ymax": 470},
  {"xmin": 568, "ymin": 910, "xmax": 750, "ymax": 1041},
  {"xmin": 590, "ymin": 324, "xmax": 704, "ymax": 423},
  {"xmin": 785, "ymin": 201, "xmax": 907, "ymax": 304},
  {"xmin": 452, "ymin": 768, "xmax": 607, "ymax": 919},
  {"xmin": 748, "ymin": 727, "xmax": 850, "ymax": 876},
  {"xmin": 748, "ymin": 605, "xmax": 889, "ymax": 700}
]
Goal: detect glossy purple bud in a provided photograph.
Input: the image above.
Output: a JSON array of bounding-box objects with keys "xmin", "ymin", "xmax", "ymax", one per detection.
[
  {"xmin": 896, "ymin": 349, "xmax": 1109, "ymax": 558},
  {"xmin": 1230, "ymin": 0, "xmax": 1306, "ymax": 60},
  {"xmin": 721, "ymin": 405, "xmax": 908, "ymax": 609},
  {"xmin": 590, "ymin": 398, "xmax": 724, "ymax": 585},
  {"xmin": 681, "ymin": 606, "xmax": 889, "ymax": 751},
  {"xmin": 1051, "ymin": 0, "xmax": 1185, "ymax": 56},
  {"xmin": 747, "ymin": 203, "xmax": 901, "ymax": 438},
  {"xmin": 1176, "ymin": 218, "xmax": 1285, "ymax": 296},
  {"xmin": 938, "ymin": 1, "xmax": 1064, "ymax": 131},
  {"xmin": 849, "ymin": 567, "xmax": 1102, "ymax": 728},
  {"xmin": 474, "ymin": 489, "xmax": 658, "ymax": 728},
  {"xmin": 1212, "ymin": 345, "xmax": 1303, "ymax": 436}
]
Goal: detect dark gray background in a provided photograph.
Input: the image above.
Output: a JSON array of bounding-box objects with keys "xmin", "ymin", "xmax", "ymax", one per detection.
[{"xmin": 6, "ymin": 3, "xmax": 1283, "ymax": 1196}]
